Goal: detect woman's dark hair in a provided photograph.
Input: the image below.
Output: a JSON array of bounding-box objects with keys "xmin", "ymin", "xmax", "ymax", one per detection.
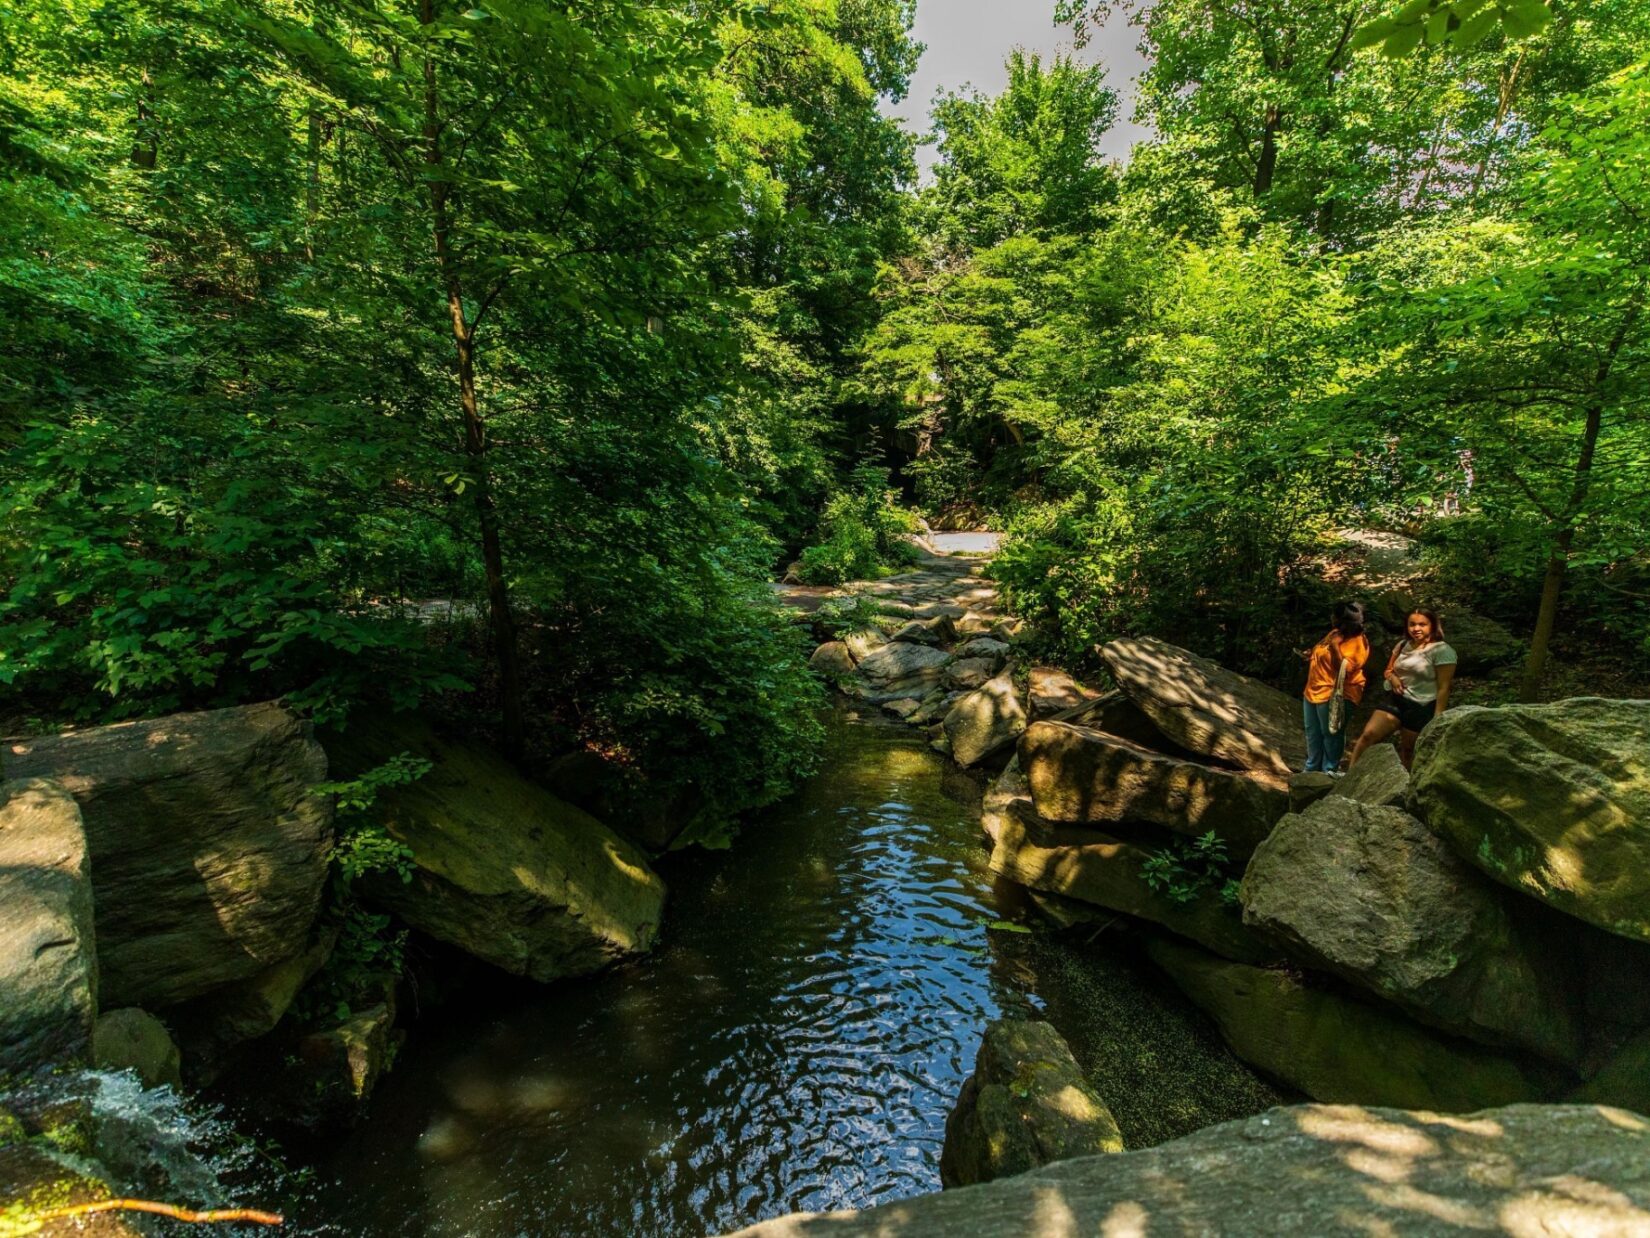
[
  {"xmin": 1407, "ymin": 608, "xmax": 1445, "ymax": 642},
  {"xmin": 1332, "ymin": 600, "xmax": 1366, "ymax": 638}
]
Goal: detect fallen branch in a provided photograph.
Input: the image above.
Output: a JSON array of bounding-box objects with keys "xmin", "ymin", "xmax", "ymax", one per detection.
[{"xmin": 29, "ymin": 1200, "xmax": 283, "ymax": 1227}]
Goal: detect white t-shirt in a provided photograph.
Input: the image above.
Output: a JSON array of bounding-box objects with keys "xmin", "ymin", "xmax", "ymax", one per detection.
[{"xmin": 1387, "ymin": 640, "xmax": 1458, "ymax": 704}]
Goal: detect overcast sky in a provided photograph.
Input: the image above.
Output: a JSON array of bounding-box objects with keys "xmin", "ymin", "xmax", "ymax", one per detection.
[{"xmin": 882, "ymin": 0, "xmax": 1153, "ymax": 177}]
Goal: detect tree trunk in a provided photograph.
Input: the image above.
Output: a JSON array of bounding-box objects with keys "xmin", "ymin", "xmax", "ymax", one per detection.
[
  {"xmin": 421, "ymin": 0, "xmax": 526, "ymax": 757},
  {"xmin": 1518, "ymin": 294, "xmax": 1641, "ymax": 700},
  {"xmin": 1254, "ymin": 106, "xmax": 1281, "ymax": 197},
  {"xmin": 305, "ymin": 106, "xmax": 322, "ymax": 262},
  {"xmin": 131, "ymin": 68, "xmax": 157, "ymax": 169}
]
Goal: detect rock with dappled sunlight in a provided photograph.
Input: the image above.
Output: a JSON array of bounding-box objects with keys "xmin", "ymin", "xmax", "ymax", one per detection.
[
  {"xmin": 1101, "ymin": 637, "xmax": 1306, "ymax": 780},
  {"xmin": 942, "ymin": 669, "xmax": 1026, "ymax": 768},
  {"xmin": 1411, "ymin": 698, "xmax": 1650, "ymax": 943},
  {"xmin": 4, "ymin": 702, "xmax": 333, "ymax": 1011},
  {"xmin": 940, "ymin": 1018, "xmax": 1122, "ymax": 1188},
  {"xmin": 1026, "ymin": 667, "xmax": 1100, "ymax": 721},
  {"xmin": 326, "ymin": 718, "xmax": 665, "ymax": 983},
  {"xmin": 1022, "ymin": 721, "xmax": 1286, "ymax": 858},
  {"xmin": 1241, "ymin": 797, "xmax": 1581, "ymax": 1065},
  {"xmin": 722, "ymin": 1102, "xmax": 1650, "ymax": 1238}
]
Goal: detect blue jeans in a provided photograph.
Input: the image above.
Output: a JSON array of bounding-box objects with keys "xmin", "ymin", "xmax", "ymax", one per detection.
[{"xmin": 1303, "ymin": 698, "xmax": 1345, "ymax": 772}]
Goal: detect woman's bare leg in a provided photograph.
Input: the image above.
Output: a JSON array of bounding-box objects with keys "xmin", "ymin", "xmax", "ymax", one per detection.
[
  {"xmin": 1398, "ymin": 728, "xmax": 1420, "ymax": 769},
  {"xmin": 1348, "ymin": 710, "xmax": 1400, "ymax": 767}
]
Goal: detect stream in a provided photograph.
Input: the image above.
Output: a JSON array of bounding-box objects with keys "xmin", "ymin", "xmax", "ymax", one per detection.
[{"xmin": 288, "ymin": 706, "xmax": 1278, "ymax": 1237}]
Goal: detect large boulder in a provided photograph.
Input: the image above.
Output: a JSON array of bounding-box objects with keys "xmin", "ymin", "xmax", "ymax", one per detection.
[
  {"xmin": 1241, "ymin": 797, "xmax": 1580, "ymax": 1064},
  {"xmin": 0, "ymin": 780, "xmax": 97, "ymax": 1078},
  {"xmin": 1442, "ymin": 608, "xmax": 1524, "ymax": 673},
  {"xmin": 1334, "ymin": 741, "xmax": 1408, "ymax": 807},
  {"xmin": 328, "ymin": 720, "xmax": 665, "ymax": 982},
  {"xmin": 1022, "ymin": 721, "xmax": 1286, "ymax": 858},
  {"xmin": 1288, "ymin": 772, "xmax": 1336, "ymax": 814},
  {"xmin": 939, "ymin": 1019, "xmax": 1122, "ymax": 1188},
  {"xmin": 4, "ymin": 703, "xmax": 333, "ymax": 1010},
  {"xmin": 989, "ymin": 810, "xmax": 1276, "ymax": 966},
  {"xmin": 721, "ymin": 1103, "xmax": 1650, "ymax": 1238},
  {"xmin": 1411, "ymin": 698, "xmax": 1650, "ymax": 942},
  {"xmin": 1049, "ymin": 689, "xmax": 1191, "ymax": 756},
  {"xmin": 944, "ymin": 657, "xmax": 998, "ymax": 692},
  {"xmin": 1143, "ymin": 936, "xmax": 1554, "ymax": 1111},
  {"xmin": 942, "ymin": 670, "xmax": 1026, "ymax": 768},
  {"xmin": 1100, "ymin": 637, "xmax": 1305, "ymax": 779}
]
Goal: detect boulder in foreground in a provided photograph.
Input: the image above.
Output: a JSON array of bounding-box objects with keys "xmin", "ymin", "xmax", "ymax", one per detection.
[
  {"xmin": 1411, "ymin": 698, "xmax": 1650, "ymax": 942},
  {"xmin": 1101, "ymin": 636, "xmax": 1305, "ymax": 779},
  {"xmin": 721, "ymin": 1102, "xmax": 1650, "ymax": 1238},
  {"xmin": 1242, "ymin": 797, "xmax": 1580, "ymax": 1064},
  {"xmin": 1022, "ymin": 721, "xmax": 1285, "ymax": 857},
  {"xmin": 0, "ymin": 779, "xmax": 97, "ymax": 1078},
  {"xmin": 4, "ymin": 702, "xmax": 333, "ymax": 1010},
  {"xmin": 940, "ymin": 1019, "xmax": 1122, "ymax": 1188},
  {"xmin": 328, "ymin": 719, "xmax": 666, "ymax": 982}
]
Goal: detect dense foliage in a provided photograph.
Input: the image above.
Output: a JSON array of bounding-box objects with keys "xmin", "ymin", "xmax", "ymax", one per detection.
[
  {"xmin": 860, "ymin": 9, "xmax": 1648, "ymax": 687},
  {"xmin": 0, "ymin": 0, "xmax": 921, "ymax": 831},
  {"xmin": 3, "ymin": 0, "xmax": 1645, "ymax": 848}
]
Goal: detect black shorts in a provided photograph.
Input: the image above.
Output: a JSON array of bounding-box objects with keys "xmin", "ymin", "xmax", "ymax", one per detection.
[{"xmin": 1373, "ymin": 690, "xmax": 1433, "ymax": 734}]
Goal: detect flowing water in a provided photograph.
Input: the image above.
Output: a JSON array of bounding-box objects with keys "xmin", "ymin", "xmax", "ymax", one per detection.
[
  {"xmin": 300, "ymin": 711, "xmax": 1032, "ymax": 1236},
  {"xmin": 286, "ymin": 707, "xmax": 1277, "ymax": 1237}
]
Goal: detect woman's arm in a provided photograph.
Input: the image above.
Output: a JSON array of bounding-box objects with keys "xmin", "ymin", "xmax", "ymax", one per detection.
[{"xmin": 1433, "ymin": 663, "xmax": 1455, "ymax": 714}]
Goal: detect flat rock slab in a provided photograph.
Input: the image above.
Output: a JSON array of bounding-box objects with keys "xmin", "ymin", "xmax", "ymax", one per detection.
[
  {"xmin": 329, "ymin": 719, "xmax": 665, "ymax": 983},
  {"xmin": 989, "ymin": 809, "xmax": 1276, "ymax": 966},
  {"xmin": 723, "ymin": 1102, "xmax": 1650, "ymax": 1238},
  {"xmin": 1143, "ymin": 937, "xmax": 1554, "ymax": 1112},
  {"xmin": 940, "ymin": 1019, "xmax": 1122, "ymax": 1188},
  {"xmin": 1102, "ymin": 636, "xmax": 1305, "ymax": 780},
  {"xmin": 4, "ymin": 702, "xmax": 333, "ymax": 1010},
  {"xmin": 1242, "ymin": 797, "xmax": 1580, "ymax": 1064},
  {"xmin": 1411, "ymin": 698, "xmax": 1650, "ymax": 943},
  {"xmin": 0, "ymin": 779, "xmax": 96, "ymax": 1078},
  {"xmin": 854, "ymin": 641, "xmax": 952, "ymax": 686},
  {"xmin": 1023, "ymin": 721, "xmax": 1286, "ymax": 857}
]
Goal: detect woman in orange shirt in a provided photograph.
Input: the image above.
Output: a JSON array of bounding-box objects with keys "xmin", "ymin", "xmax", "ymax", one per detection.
[{"xmin": 1301, "ymin": 601, "xmax": 1369, "ymax": 774}]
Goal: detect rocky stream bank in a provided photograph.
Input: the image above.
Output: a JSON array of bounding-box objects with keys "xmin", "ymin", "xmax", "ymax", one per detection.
[
  {"xmin": 2, "ymin": 532, "xmax": 1648, "ymax": 1235},
  {"xmin": 780, "ymin": 535, "xmax": 1650, "ymax": 1233}
]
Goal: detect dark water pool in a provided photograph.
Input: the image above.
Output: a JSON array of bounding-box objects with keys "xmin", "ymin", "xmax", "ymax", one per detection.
[
  {"xmin": 299, "ymin": 712, "xmax": 1033, "ymax": 1236},
  {"xmin": 295, "ymin": 708, "xmax": 1276, "ymax": 1237}
]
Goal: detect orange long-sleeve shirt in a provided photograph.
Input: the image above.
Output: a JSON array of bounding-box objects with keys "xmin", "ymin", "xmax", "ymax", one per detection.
[{"xmin": 1304, "ymin": 631, "xmax": 1369, "ymax": 705}]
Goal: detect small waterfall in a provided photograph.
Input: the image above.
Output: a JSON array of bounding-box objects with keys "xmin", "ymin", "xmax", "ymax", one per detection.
[{"xmin": 5, "ymin": 1069, "xmax": 295, "ymax": 1229}]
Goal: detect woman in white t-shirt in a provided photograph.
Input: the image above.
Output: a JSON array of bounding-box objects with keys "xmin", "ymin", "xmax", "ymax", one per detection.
[{"xmin": 1347, "ymin": 608, "xmax": 1457, "ymax": 770}]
